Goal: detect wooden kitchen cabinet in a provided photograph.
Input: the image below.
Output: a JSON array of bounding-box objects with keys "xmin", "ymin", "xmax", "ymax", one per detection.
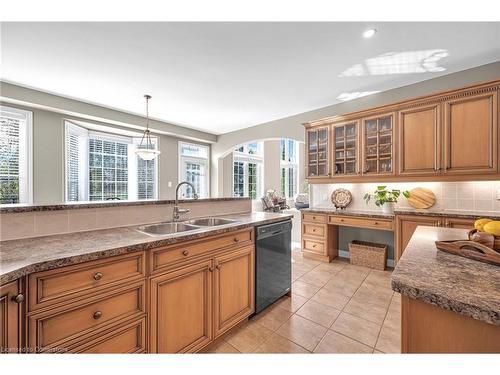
[
  {"xmin": 396, "ymin": 215, "xmax": 443, "ymax": 260},
  {"xmin": 307, "ymin": 126, "xmax": 330, "ymax": 177},
  {"xmin": 443, "ymin": 90, "xmax": 498, "ymax": 175},
  {"xmin": 0, "ymin": 280, "xmax": 23, "ymax": 353},
  {"xmin": 444, "ymin": 217, "xmax": 475, "ymax": 229},
  {"xmin": 362, "ymin": 112, "xmax": 396, "ymax": 176},
  {"xmin": 398, "ymin": 103, "xmax": 441, "ymax": 176},
  {"xmin": 332, "ymin": 121, "xmax": 360, "ymax": 176},
  {"xmin": 301, "ymin": 213, "xmax": 338, "ymax": 262},
  {"xmin": 149, "ymin": 259, "xmax": 213, "ymax": 354},
  {"xmin": 213, "ymin": 246, "xmax": 254, "ymax": 338}
]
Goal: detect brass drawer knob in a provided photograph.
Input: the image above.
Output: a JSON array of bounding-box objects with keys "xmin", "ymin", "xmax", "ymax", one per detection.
[
  {"xmin": 93, "ymin": 311, "xmax": 102, "ymax": 320},
  {"xmin": 12, "ymin": 294, "xmax": 24, "ymax": 304},
  {"xmin": 312, "ymin": 229, "xmax": 316, "ymax": 232},
  {"xmin": 182, "ymin": 250, "xmax": 189, "ymax": 256},
  {"xmin": 374, "ymin": 222, "xmax": 378, "ymax": 225},
  {"xmin": 312, "ymin": 244, "xmax": 317, "ymax": 248},
  {"xmin": 233, "ymin": 237, "xmax": 239, "ymax": 243},
  {"xmin": 216, "ymin": 264, "xmax": 221, "ymax": 270},
  {"xmin": 312, "ymin": 216, "xmax": 316, "ymax": 220},
  {"xmin": 93, "ymin": 272, "xmax": 103, "ymax": 281},
  {"xmin": 208, "ymin": 266, "xmax": 214, "ymax": 272}
]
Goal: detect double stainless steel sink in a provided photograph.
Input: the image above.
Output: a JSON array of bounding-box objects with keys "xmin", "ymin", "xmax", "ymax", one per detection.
[{"xmin": 137, "ymin": 217, "xmax": 238, "ymax": 236}]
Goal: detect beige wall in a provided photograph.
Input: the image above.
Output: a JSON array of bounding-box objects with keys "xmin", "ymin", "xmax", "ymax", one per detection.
[
  {"xmin": 1, "ymin": 83, "xmax": 216, "ymax": 203},
  {"xmin": 211, "ymin": 61, "xmax": 500, "ymax": 196}
]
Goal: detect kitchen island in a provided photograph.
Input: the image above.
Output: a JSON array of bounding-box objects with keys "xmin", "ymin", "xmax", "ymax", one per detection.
[{"xmin": 391, "ymin": 226, "xmax": 500, "ymax": 353}]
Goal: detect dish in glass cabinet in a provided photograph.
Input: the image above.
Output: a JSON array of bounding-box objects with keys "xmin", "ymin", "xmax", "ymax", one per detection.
[{"xmin": 331, "ymin": 188, "xmax": 352, "ymax": 209}]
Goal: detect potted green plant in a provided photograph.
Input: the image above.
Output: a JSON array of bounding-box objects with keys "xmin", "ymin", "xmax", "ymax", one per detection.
[{"xmin": 364, "ymin": 186, "xmax": 410, "ymax": 213}]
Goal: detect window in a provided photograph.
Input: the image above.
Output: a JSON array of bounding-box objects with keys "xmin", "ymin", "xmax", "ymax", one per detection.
[
  {"xmin": 0, "ymin": 106, "xmax": 32, "ymax": 204},
  {"xmin": 65, "ymin": 121, "xmax": 158, "ymax": 202},
  {"xmin": 178, "ymin": 142, "xmax": 209, "ymax": 198},
  {"xmin": 280, "ymin": 139, "xmax": 298, "ymax": 199},
  {"xmin": 233, "ymin": 142, "xmax": 263, "ymax": 199}
]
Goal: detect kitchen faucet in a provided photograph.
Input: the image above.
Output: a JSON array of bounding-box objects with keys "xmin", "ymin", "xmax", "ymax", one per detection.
[{"xmin": 173, "ymin": 181, "xmax": 199, "ymax": 221}]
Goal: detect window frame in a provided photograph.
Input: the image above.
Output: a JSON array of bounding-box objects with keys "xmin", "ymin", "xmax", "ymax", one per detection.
[
  {"xmin": 0, "ymin": 105, "xmax": 33, "ymax": 205},
  {"xmin": 233, "ymin": 142, "xmax": 263, "ymax": 200},
  {"xmin": 178, "ymin": 141, "xmax": 210, "ymax": 199},
  {"xmin": 64, "ymin": 121, "xmax": 159, "ymax": 202},
  {"xmin": 280, "ymin": 139, "xmax": 298, "ymax": 199}
]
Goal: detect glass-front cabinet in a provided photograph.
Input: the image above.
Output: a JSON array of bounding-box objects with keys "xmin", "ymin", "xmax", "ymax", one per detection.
[
  {"xmin": 307, "ymin": 126, "xmax": 329, "ymax": 177},
  {"xmin": 333, "ymin": 121, "xmax": 359, "ymax": 176},
  {"xmin": 362, "ymin": 113, "xmax": 395, "ymax": 175}
]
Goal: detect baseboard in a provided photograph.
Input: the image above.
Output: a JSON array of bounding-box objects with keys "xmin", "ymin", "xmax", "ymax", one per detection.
[{"xmin": 338, "ymin": 249, "xmax": 394, "ymax": 268}]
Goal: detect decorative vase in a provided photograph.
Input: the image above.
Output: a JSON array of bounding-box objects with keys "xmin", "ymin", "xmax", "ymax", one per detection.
[{"xmin": 382, "ymin": 202, "xmax": 395, "ymax": 214}]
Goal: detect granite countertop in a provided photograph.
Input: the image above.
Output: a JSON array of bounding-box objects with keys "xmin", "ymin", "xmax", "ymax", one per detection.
[
  {"xmin": 391, "ymin": 226, "xmax": 500, "ymax": 326},
  {"xmin": 301, "ymin": 207, "xmax": 394, "ymax": 219},
  {"xmin": 0, "ymin": 212, "xmax": 292, "ymax": 285},
  {"xmin": 0, "ymin": 197, "xmax": 250, "ymax": 213},
  {"xmin": 393, "ymin": 208, "xmax": 500, "ymax": 220}
]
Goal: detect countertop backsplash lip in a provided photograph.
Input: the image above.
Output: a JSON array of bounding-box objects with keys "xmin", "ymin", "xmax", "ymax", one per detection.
[
  {"xmin": 0, "ymin": 211, "xmax": 292, "ymax": 285},
  {"xmin": 0, "ymin": 197, "xmax": 251, "ymax": 213}
]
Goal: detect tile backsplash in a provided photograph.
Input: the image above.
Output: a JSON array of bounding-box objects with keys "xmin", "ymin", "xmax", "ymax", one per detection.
[{"xmin": 311, "ymin": 181, "xmax": 500, "ymax": 212}]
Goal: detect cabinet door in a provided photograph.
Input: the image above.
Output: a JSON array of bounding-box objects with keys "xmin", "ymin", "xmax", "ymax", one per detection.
[
  {"xmin": 150, "ymin": 260, "xmax": 213, "ymax": 353},
  {"xmin": 362, "ymin": 112, "xmax": 395, "ymax": 176},
  {"xmin": 0, "ymin": 280, "xmax": 22, "ymax": 353},
  {"xmin": 306, "ymin": 127, "xmax": 330, "ymax": 177},
  {"xmin": 445, "ymin": 217, "xmax": 474, "ymax": 229},
  {"xmin": 396, "ymin": 215, "xmax": 441, "ymax": 260},
  {"xmin": 443, "ymin": 91, "xmax": 498, "ymax": 174},
  {"xmin": 213, "ymin": 246, "xmax": 254, "ymax": 338},
  {"xmin": 398, "ymin": 104, "xmax": 441, "ymax": 175},
  {"xmin": 333, "ymin": 121, "xmax": 360, "ymax": 176}
]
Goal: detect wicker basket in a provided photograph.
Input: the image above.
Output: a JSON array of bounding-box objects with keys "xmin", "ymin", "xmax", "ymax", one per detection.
[{"xmin": 348, "ymin": 240, "xmax": 387, "ymax": 270}]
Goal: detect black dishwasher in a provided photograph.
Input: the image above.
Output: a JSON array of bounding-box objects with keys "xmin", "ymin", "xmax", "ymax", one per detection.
[{"xmin": 254, "ymin": 220, "xmax": 292, "ymax": 314}]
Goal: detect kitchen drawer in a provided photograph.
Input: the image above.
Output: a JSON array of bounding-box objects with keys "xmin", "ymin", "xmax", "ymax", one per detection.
[
  {"xmin": 28, "ymin": 281, "xmax": 145, "ymax": 351},
  {"xmin": 302, "ymin": 223, "xmax": 326, "ymax": 238},
  {"xmin": 328, "ymin": 216, "xmax": 394, "ymax": 231},
  {"xmin": 302, "ymin": 238, "xmax": 325, "ymax": 255},
  {"xmin": 150, "ymin": 228, "xmax": 253, "ymax": 273},
  {"xmin": 302, "ymin": 213, "xmax": 327, "ymax": 224},
  {"xmin": 28, "ymin": 252, "xmax": 145, "ymax": 312},
  {"xmin": 71, "ymin": 317, "xmax": 146, "ymax": 354}
]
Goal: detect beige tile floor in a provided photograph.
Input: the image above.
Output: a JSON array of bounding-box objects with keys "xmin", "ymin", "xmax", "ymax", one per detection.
[{"xmin": 203, "ymin": 245, "xmax": 401, "ymax": 354}]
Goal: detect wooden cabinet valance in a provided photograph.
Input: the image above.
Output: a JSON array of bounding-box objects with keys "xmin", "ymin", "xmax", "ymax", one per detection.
[{"xmin": 304, "ymin": 80, "xmax": 500, "ymax": 183}]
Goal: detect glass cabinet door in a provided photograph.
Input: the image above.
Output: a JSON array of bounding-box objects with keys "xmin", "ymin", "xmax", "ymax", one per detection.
[
  {"xmin": 363, "ymin": 114, "xmax": 394, "ymax": 174},
  {"xmin": 333, "ymin": 122, "xmax": 358, "ymax": 176},
  {"xmin": 307, "ymin": 127, "xmax": 329, "ymax": 177}
]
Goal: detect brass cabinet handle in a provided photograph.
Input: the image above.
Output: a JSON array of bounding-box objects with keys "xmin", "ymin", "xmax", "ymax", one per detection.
[
  {"xmin": 312, "ymin": 244, "xmax": 317, "ymax": 248},
  {"xmin": 182, "ymin": 250, "xmax": 189, "ymax": 256},
  {"xmin": 374, "ymin": 221, "xmax": 379, "ymax": 225},
  {"xmin": 233, "ymin": 237, "xmax": 240, "ymax": 243},
  {"xmin": 208, "ymin": 266, "xmax": 214, "ymax": 272},
  {"xmin": 11, "ymin": 294, "xmax": 24, "ymax": 304},
  {"xmin": 93, "ymin": 311, "xmax": 102, "ymax": 320},
  {"xmin": 93, "ymin": 272, "xmax": 103, "ymax": 281},
  {"xmin": 216, "ymin": 264, "xmax": 221, "ymax": 270},
  {"xmin": 312, "ymin": 216, "xmax": 316, "ymax": 220}
]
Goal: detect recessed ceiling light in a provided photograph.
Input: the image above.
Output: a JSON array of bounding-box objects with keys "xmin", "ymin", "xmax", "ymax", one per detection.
[{"xmin": 363, "ymin": 28, "xmax": 377, "ymax": 38}]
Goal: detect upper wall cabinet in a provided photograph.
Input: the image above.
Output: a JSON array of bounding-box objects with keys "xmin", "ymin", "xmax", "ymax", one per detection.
[
  {"xmin": 398, "ymin": 103, "xmax": 441, "ymax": 176},
  {"xmin": 332, "ymin": 121, "xmax": 360, "ymax": 176},
  {"xmin": 361, "ymin": 112, "xmax": 395, "ymax": 176},
  {"xmin": 306, "ymin": 127, "xmax": 330, "ymax": 177},
  {"xmin": 443, "ymin": 90, "xmax": 498, "ymax": 175},
  {"xmin": 304, "ymin": 80, "xmax": 500, "ymax": 182}
]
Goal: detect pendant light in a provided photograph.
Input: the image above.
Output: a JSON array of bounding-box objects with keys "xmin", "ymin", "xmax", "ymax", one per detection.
[{"xmin": 135, "ymin": 94, "xmax": 161, "ymax": 161}]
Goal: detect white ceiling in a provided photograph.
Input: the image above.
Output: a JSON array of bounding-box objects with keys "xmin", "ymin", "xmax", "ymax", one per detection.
[{"xmin": 1, "ymin": 22, "xmax": 500, "ymax": 135}]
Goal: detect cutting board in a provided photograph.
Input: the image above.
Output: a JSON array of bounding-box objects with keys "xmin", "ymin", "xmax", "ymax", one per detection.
[{"xmin": 407, "ymin": 187, "xmax": 436, "ymax": 209}]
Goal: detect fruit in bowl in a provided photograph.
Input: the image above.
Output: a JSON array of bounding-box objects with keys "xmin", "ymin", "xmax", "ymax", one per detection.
[{"xmin": 471, "ymin": 218, "xmax": 500, "ymax": 251}]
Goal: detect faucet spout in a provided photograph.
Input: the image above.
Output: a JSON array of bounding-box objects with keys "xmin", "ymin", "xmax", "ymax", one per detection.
[{"xmin": 173, "ymin": 181, "xmax": 199, "ymax": 222}]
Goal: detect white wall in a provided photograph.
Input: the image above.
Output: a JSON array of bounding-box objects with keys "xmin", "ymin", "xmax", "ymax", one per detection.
[{"xmin": 211, "ymin": 61, "xmax": 500, "ymax": 196}]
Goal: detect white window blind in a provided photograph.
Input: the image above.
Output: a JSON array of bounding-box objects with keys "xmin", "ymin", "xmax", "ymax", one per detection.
[
  {"xmin": 65, "ymin": 121, "xmax": 158, "ymax": 202},
  {"xmin": 0, "ymin": 106, "xmax": 32, "ymax": 204}
]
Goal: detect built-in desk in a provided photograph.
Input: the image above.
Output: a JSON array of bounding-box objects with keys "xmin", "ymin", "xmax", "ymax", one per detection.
[{"xmin": 301, "ymin": 209, "xmax": 394, "ymax": 262}]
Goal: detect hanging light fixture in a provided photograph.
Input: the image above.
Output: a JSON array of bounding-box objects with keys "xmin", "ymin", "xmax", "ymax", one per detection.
[{"xmin": 135, "ymin": 94, "xmax": 161, "ymax": 161}]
